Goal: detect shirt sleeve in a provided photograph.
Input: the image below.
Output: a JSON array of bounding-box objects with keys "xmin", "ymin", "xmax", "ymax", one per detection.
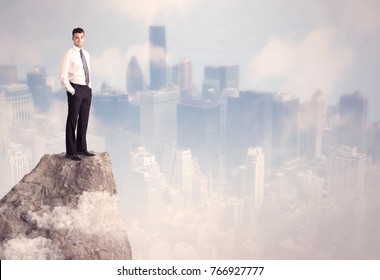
[{"xmin": 58, "ymin": 51, "xmax": 75, "ymax": 94}]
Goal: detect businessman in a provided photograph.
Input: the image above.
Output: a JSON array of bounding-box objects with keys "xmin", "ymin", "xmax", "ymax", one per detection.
[{"xmin": 59, "ymin": 27, "xmax": 95, "ymax": 161}]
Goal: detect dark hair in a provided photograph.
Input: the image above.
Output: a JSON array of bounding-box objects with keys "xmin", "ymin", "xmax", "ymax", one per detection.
[{"xmin": 72, "ymin": 27, "xmax": 85, "ymax": 37}]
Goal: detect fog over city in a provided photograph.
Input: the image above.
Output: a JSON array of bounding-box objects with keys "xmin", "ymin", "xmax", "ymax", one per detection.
[{"xmin": 1, "ymin": 0, "xmax": 380, "ymax": 259}]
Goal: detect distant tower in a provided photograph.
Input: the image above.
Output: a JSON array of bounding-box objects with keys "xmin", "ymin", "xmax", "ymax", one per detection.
[
  {"xmin": 272, "ymin": 93, "xmax": 299, "ymax": 169},
  {"xmin": 149, "ymin": 26, "xmax": 166, "ymax": 90},
  {"xmin": 245, "ymin": 147, "xmax": 265, "ymax": 213},
  {"xmin": 307, "ymin": 90, "xmax": 324, "ymax": 159},
  {"xmin": 0, "ymin": 92, "xmax": 9, "ymax": 155},
  {"xmin": 338, "ymin": 91, "xmax": 368, "ymax": 152},
  {"xmin": 127, "ymin": 147, "xmax": 169, "ymax": 222},
  {"xmin": 0, "ymin": 83, "xmax": 34, "ymax": 121},
  {"xmin": 328, "ymin": 146, "xmax": 366, "ymax": 202},
  {"xmin": 139, "ymin": 87, "xmax": 179, "ymax": 161},
  {"xmin": 177, "ymin": 99, "xmax": 221, "ymax": 176},
  {"xmin": 178, "ymin": 58, "xmax": 192, "ymax": 92},
  {"xmin": 225, "ymin": 91, "xmax": 273, "ymax": 177},
  {"xmin": 127, "ymin": 56, "xmax": 145, "ymax": 95},
  {"xmin": 202, "ymin": 65, "xmax": 239, "ymax": 99},
  {"xmin": 27, "ymin": 66, "xmax": 52, "ymax": 112}
]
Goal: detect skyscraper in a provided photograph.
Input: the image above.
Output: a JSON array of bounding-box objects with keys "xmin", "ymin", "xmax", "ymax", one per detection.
[
  {"xmin": 225, "ymin": 91, "xmax": 273, "ymax": 177},
  {"xmin": 178, "ymin": 58, "xmax": 192, "ymax": 92},
  {"xmin": 327, "ymin": 146, "xmax": 366, "ymax": 202},
  {"xmin": 139, "ymin": 87, "xmax": 179, "ymax": 161},
  {"xmin": 27, "ymin": 66, "xmax": 52, "ymax": 112},
  {"xmin": 307, "ymin": 90, "xmax": 324, "ymax": 160},
  {"xmin": 245, "ymin": 147, "xmax": 265, "ymax": 213},
  {"xmin": 338, "ymin": 91, "xmax": 368, "ymax": 152},
  {"xmin": 0, "ymin": 83, "xmax": 34, "ymax": 121},
  {"xmin": 149, "ymin": 26, "xmax": 166, "ymax": 90},
  {"xmin": 177, "ymin": 99, "xmax": 221, "ymax": 176},
  {"xmin": 127, "ymin": 56, "xmax": 145, "ymax": 95},
  {"xmin": 0, "ymin": 92, "xmax": 9, "ymax": 157},
  {"xmin": 272, "ymin": 93, "xmax": 299, "ymax": 169},
  {"xmin": 126, "ymin": 147, "xmax": 169, "ymax": 222},
  {"xmin": 202, "ymin": 65, "xmax": 239, "ymax": 99}
]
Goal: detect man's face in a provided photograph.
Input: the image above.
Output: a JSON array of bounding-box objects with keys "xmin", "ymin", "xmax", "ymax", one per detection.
[{"xmin": 72, "ymin": 32, "xmax": 85, "ymax": 48}]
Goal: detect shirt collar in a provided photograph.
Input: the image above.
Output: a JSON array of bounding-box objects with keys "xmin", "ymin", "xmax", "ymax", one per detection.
[{"xmin": 72, "ymin": 45, "xmax": 83, "ymax": 52}]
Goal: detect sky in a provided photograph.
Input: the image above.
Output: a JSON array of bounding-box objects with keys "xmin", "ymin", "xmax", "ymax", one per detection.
[{"xmin": 1, "ymin": 0, "xmax": 380, "ymax": 119}]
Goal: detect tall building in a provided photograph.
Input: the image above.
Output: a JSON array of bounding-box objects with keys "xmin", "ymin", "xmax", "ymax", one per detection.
[
  {"xmin": 327, "ymin": 146, "xmax": 366, "ymax": 202},
  {"xmin": 138, "ymin": 87, "xmax": 179, "ymax": 161},
  {"xmin": 0, "ymin": 92, "xmax": 9, "ymax": 155},
  {"xmin": 367, "ymin": 121, "xmax": 380, "ymax": 165},
  {"xmin": 338, "ymin": 91, "xmax": 368, "ymax": 152},
  {"xmin": 272, "ymin": 93, "xmax": 299, "ymax": 169},
  {"xmin": 245, "ymin": 147, "xmax": 265, "ymax": 213},
  {"xmin": 0, "ymin": 83, "xmax": 34, "ymax": 121},
  {"xmin": 202, "ymin": 65, "xmax": 239, "ymax": 99},
  {"xmin": 127, "ymin": 56, "xmax": 145, "ymax": 95},
  {"xmin": 225, "ymin": 91, "xmax": 273, "ymax": 177},
  {"xmin": 149, "ymin": 26, "xmax": 166, "ymax": 90},
  {"xmin": 178, "ymin": 58, "xmax": 192, "ymax": 92},
  {"xmin": 0, "ymin": 65, "xmax": 18, "ymax": 85},
  {"xmin": 126, "ymin": 147, "xmax": 169, "ymax": 222},
  {"xmin": 177, "ymin": 99, "xmax": 221, "ymax": 176},
  {"xmin": 307, "ymin": 90, "xmax": 324, "ymax": 159},
  {"xmin": 27, "ymin": 66, "xmax": 52, "ymax": 112}
]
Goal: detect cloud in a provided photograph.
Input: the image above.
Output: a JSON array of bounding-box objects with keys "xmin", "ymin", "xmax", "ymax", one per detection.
[
  {"xmin": 2, "ymin": 191, "xmax": 128, "ymax": 259},
  {"xmin": 91, "ymin": 42, "xmax": 151, "ymax": 91},
  {"xmin": 249, "ymin": 26, "xmax": 355, "ymax": 99},
  {"xmin": 88, "ymin": 0, "xmax": 201, "ymax": 24}
]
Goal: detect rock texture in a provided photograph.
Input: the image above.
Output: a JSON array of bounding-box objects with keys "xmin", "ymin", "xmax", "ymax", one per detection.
[{"xmin": 0, "ymin": 152, "xmax": 132, "ymax": 259}]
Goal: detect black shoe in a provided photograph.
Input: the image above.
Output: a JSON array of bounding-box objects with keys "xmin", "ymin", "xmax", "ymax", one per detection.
[
  {"xmin": 77, "ymin": 151, "xmax": 95, "ymax": 157},
  {"xmin": 66, "ymin": 154, "xmax": 82, "ymax": 161}
]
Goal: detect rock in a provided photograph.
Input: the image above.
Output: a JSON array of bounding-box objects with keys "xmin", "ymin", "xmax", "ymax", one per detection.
[{"xmin": 0, "ymin": 152, "xmax": 132, "ymax": 260}]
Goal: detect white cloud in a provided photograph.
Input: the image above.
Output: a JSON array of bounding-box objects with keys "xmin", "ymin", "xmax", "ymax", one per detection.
[
  {"xmin": 88, "ymin": 0, "xmax": 201, "ymax": 24},
  {"xmin": 2, "ymin": 236, "xmax": 64, "ymax": 260},
  {"xmin": 2, "ymin": 191, "xmax": 128, "ymax": 259},
  {"xmin": 249, "ymin": 26, "xmax": 355, "ymax": 99}
]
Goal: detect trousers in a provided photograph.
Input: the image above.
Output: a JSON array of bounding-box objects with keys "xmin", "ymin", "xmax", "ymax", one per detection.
[{"xmin": 65, "ymin": 83, "xmax": 92, "ymax": 154}]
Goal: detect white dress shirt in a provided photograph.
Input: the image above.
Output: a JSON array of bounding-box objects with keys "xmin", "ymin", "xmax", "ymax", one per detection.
[{"xmin": 59, "ymin": 45, "xmax": 91, "ymax": 95}]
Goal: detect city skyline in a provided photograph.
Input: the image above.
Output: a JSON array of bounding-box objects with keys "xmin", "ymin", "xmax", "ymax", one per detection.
[{"xmin": 1, "ymin": 0, "xmax": 380, "ymax": 120}]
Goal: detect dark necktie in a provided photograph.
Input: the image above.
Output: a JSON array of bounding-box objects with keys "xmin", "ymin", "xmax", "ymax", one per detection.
[{"xmin": 80, "ymin": 49, "xmax": 90, "ymax": 85}]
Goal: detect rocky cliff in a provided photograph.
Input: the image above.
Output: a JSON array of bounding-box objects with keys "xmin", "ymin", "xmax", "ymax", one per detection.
[{"xmin": 0, "ymin": 152, "xmax": 132, "ymax": 260}]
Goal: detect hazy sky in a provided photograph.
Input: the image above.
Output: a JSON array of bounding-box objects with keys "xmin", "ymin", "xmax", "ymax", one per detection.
[{"xmin": 1, "ymin": 0, "xmax": 380, "ymax": 119}]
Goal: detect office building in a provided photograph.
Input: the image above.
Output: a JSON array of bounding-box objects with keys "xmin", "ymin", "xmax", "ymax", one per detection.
[
  {"xmin": 307, "ymin": 91, "xmax": 324, "ymax": 159},
  {"xmin": 139, "ymin": 87, "xmax": 179, "ymax": 161},
  {"xmin": 225, "ymin": 91, "xmax": 273, "ymax": 177},
  {"xmin": 177, "ymin": 99, "xmax": 221, "ymax": 175},
  {"xmin": 0, "ymin": 92, "xmax": 9, "ymax": 155},
  {"xmin": 127, "ymin": 56, "xmax": 146, "ymax": 95},
  {"xmin": 27, "ymin": 66, "xmax": 52, "ymax": 112},
  {"xmin": 367, "ymin": 121, "xmax": 380, "ymax": 165},
  {"xmin": 202, "ymin": 65, "xmax": 239, "ymax": 99},
  {"xmin": 149, "ymin": 26, "xmax": 166, "ymax": 90},
  {"xmin": 338, "ymin": 91, "xmax": 368, "ymax": 153},
  {"xmin": 126, "ymin": 147, "xmax": 169, "ymax": 222},
  {"xmin": 0, "ymin": 83, "xmax": 34, "ymax": 121},
  {"xmin": 327, "ymin": 146, "xmax": 366, "ymax": 202},
  {"xmin": 272, "ymin": 93, "xmax": 299, "ymax": 169}
]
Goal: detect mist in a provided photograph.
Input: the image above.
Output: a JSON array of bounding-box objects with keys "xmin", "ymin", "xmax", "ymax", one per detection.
[{"xmin": 1, "ymin": 0, "xmax": 380, "ymax": 259}]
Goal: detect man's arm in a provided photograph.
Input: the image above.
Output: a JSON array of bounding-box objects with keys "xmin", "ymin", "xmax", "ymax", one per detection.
[{"xmin": 58, "ymin": 51, "xmax": 75, "ymax": 95}]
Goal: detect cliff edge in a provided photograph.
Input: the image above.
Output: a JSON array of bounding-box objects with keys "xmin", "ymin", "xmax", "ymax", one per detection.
[{"xmin": 0, "ymin": 152, "xmax": 132, "ymax": 260}]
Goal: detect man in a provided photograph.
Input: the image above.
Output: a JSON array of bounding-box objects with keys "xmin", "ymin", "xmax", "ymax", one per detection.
[{"xmin": 59, "ymin": 27, "xmax": 95, "ymax": 161}]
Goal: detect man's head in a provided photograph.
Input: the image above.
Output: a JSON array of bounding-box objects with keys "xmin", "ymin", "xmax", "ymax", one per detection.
[{"xmin": 72, "ymin": 27, "xmax": 85, "ymax": 48}]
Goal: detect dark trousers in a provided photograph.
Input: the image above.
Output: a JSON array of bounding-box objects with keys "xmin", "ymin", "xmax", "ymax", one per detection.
[{"xmin": 65, "ymin": 83, "xmax": 92, "ymax": 154}]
